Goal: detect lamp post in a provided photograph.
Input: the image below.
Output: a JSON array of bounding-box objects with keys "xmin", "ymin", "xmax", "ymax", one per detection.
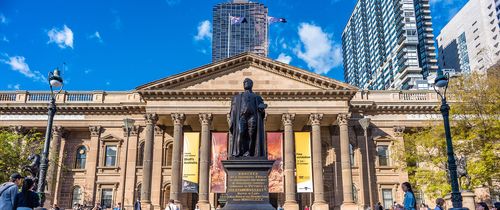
[
  {"xmin": 359, "ymin": 118, "xmax": 373, "ymax": 210},
  {"xmin": 433, "ymin": 69, "xmax": 467, "ymax": 210},
  {"xmin": 37, "ymin": 68, "xmax": 64, "ymax": 207}
]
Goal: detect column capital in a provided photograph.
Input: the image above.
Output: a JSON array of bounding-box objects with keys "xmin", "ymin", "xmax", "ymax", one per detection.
[
  {"xmin": 337, "ymin": 113, "xmax": 350, "ymax": 126},
  {"xmin": 309, "ymin": 113, "xmax": 323, "ymax": 126},
  {"xmin": 123, "ymin": 125, "xmax": 141, "ymax": 137},
  {"xmin": 171, "ymin": 113, "xmax": 185, "ymax": 125},
  {"xmin": 144, "ymin": 113, "xmax": 159, "ymax": 125},
  {"xmin": 198, "ymin": 113, "xmax": 213, "ymax": 125},
  {"xmin": 155, "ymin": 125, "xmax": 165, "ymax": 136},
  {"xmin": 282, "ymin": 113, "xmax": 295, "ymax": 126},
  {"xmin": 52, "ymin": 126, "xmax": 65, "ymax": 136},
  {"xmin": 9, "ymin": 125, "xmax": 24, "ymax": 134},
  {"xmin": 89, "ymin": 126, "xmax": 103, "ymax": 137},
  {"xmin": 393, "ymin": 126, "xmax": 406, "ymax": 137}
]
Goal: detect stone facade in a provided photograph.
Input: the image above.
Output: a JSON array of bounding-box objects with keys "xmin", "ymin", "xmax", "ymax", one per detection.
[{"xmin": 0, "ymin": 53, "xmax": 441, "ymax": 210}]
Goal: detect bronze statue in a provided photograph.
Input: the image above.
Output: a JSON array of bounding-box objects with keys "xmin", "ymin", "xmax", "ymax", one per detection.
[
  {"xmin": 23, "ymin": 154, "xmax": 40, "ymax": 178},
  {"xmin": 228, "ymin": 78, "xmax": 267, "ymax": 158}
]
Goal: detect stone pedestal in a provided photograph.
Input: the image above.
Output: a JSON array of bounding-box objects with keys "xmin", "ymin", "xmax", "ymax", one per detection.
[
  {"xmin": 341, "ymin": 203, "xmax": 359, "ymax": 210},
  {"xmin": 461, "ymin": 191, "xmax": 475, "ymax": 210},
  {"xmin": 221, "ymin": 159, "xmax": 275, "ymax": 210}
]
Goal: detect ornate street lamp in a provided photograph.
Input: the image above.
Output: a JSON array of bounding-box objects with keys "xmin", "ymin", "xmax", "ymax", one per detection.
[
  {"xmin": 433, "ymin": 69, "xmax": 467, "ymax": 210},
  {"xmin": 37, "ymin": 68, "xmax": 63, "ymax": 207},
  {"xmin": 358, "ymin": 118, "xmax": 373, "ymax": 210}
]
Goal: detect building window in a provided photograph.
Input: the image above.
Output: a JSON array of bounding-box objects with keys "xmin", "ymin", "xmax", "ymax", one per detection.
[
  {"xmin": 72, "ymin": 186, "xmax": 82, "ymax": 206},
  {"xmin": 349, "ymin": 144, "xmax": 355, "ymax": 167},
  {"xmin": 105, "ymin": 145, "xmax": 117, "ymax": 167},
  {"xmin": 377, "ymin": 146, "xmax": 389, "ymax": 166},
  {"xmin": 163, "ymin": 143, "xmax": 173, "ymax": 166},
  {"xmin": 137, "ymin": 142, "xmax": 144, "ymax": 166},
  {"xmin": 382, "ymin": 189, "xmax": 394, "ymax": 209},
  {"xmin": 75, "ymin": 146, "xmax": 87, "ymax": 169},
  {"xmin": 101, "ymin": 189, "xmax": 113, "ymax": 208}
]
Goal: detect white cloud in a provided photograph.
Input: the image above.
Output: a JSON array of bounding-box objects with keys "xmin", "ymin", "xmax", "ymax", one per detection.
[
  {"xmin": 7, "ymin": 84, "xmax": 20, "ymax": 90},
  {"xmin": 194, "ymin": 20, "xmax": 212, "ymax": 41},
  {"xmin": 106, "ymin": 81, "xmax": 111, "ymax": 85},
  {"xmin": 47, "ymin": 25, "xmax": 74, "ymax": 48},
  {"xmin": 276, "ymin": 53, "xmax": 292, "ymax": 64},
  {"xmin": 2, "ymin": 55, "xmax": 46, "ymax": 82},
  {"xmin": 89, "ymin": 31, "xmax": 103, "ymax": 43},
  {"xmin": 0, "ymin": 14, "xmax": 7, "ymax": 24},
  {"xmin": 2, "ymin": 35, "xmax": 8, "ymax": 43},
  {"xmin": 294, "ymin": 23, "xmax": 342, "ymax": 74}
]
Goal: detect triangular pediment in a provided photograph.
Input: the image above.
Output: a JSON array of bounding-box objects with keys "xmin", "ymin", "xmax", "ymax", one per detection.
[{"xmin": 136, "ymin": 53, "xmax": 358, "ymax": 92}]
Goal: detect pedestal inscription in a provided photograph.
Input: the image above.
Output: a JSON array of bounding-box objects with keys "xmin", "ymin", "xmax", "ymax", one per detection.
[{"xmin": 222, "ymin": 160, "xmax": 275, "ymax": 210}]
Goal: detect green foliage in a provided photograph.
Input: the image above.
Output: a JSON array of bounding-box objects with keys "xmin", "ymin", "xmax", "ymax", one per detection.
[
  {"xmin": 392, "ymin": 70, "xmax": 500, "ymax": 198},
  {"xmin": 0, "ymin": 129, "xmax": 43, "ymax": 182}
]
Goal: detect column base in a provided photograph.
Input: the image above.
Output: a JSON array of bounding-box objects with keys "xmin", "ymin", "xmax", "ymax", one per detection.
[
  {"xmin": 312, "ymin": 202, "xmax": 329, "ymax": 210},
  {"xmin": 197, "ymin": 202, "xmax": 211, "ymax": 210},
  {"xmin": 340, "ymin": 203, "xmax": 358, "ymax": 210},
  {"xmin": 141, "ymin": 203, "xmax": 153, "ymax": 210},
  {"xmin": 283, "ymin": 201, "xmax": 299, "ymax": 210}
]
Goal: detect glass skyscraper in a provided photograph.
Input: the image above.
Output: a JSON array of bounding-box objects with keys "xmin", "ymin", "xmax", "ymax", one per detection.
[
  {"xmin": 342, "ymin": 0, "xmax": 438, "ymax": 90},
  {"xmin": 212, "ymin": 0, "xmax": 268, "ymax": 62}
]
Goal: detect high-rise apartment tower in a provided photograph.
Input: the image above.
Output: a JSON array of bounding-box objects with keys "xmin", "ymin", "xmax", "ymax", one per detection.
[
  {"xmin": 212, "ymin": 0, "xmax": 268, "ymax": 62},
  {"xmin": 342, "ymin": 0, "xmax": 438, "ymax": 90}
]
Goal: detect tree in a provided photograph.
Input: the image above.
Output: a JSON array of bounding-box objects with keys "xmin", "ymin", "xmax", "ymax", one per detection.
[
  {"xmin": 0, "ymin": 129, "xmax": 43, "ymax": 182},
  {"xmin": 393, "ymin": 67, "xmax": 500, "ymax": 199}
]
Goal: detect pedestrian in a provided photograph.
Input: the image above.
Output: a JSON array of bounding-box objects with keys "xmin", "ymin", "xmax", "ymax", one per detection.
[
  {"xmin": 305, "ymin": 205, "xmax": 310, "ymax": 210},
  {"xmin": 476, "ymin": 202, "xmax": 489, "ymax": 210},
  {"xmin": 401, "ymin": 182, "xmax": 416, "ymax": 210},
  {"xmin": 434, "ymin": 198, "xmax": 444, "ymax": 210},
  {"xmin": 493, "ymin": 202, "xmax": 500, "ymax": 210},
  {"xmin": 194, "ymin": 204, "xmax": 200, "ymax": 210},
  {"xmin": 13, "ymin": 178, "xmax": 40, "ymax": 210},
  {"xmin": 51, "ymin": 203, "xmax": 60, "ymax": 210},
  {"xmin": 376, "ymin": 202, "xmax": 384, "ymax": 210},
  {"xmin": 0, "ymin": 173, "xmax": 24, "ymax": 210},
  {"xmin": 92, "ymin": 202, "xmax": 102, "ymax": 210},
  {"xmin": 165, "ymin": 199, "xmax": 178, "ymax": 210},
  {"xmin": 277, "ymin": 204, "xmax": 284, "ymax": 210},
  {"xmin": 113, "ymin": 202, "xmax": 122, "ymax": 210},
  {"xmin": 134, "ymin": 199, "xmax": 141, "ymax": 210}
]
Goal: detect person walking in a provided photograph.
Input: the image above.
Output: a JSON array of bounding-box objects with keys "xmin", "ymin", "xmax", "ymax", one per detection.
[
  {"xmin": 401, "ymin": 182, "xmax": 416, "ymax": 210},
  {"xmin": 434, "ymin": 198, "xmax": 444, "ymax": 210},
  {"xmin": 92, "ymin": 202, "xmax": 102, "ymax": 210},
  {"xmin": 13, "ymin": 178, "xmax": 39, "ymax": 210},
  {"xmin": 476, "ymin": 202, "xmax": 489, "ymax": 210},
  {"xmin": 277, "ymin": 204, "xmax": 284, "ymax": 210},
  {"xmin": 134, "ymin": 199, "xmax": 141, "ymax": 210},
  {"xmin": 165, "ymin": 200, "xmax": 178, "ymax": 210},
  {"xmin": 0, "ymin": 173, "xmax": 24, "ymax": 210},
  {"xmin": 376, "ymin": 202, "xmax": 384, "ymax": 210}
]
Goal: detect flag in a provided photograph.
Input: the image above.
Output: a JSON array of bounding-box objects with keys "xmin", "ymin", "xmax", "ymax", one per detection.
[
  {"xmin": 268, "ymin": 16, "xmax": 287, "ymax": 24},
  {"xmin": 230, "ymin": 16, "xmax": 246, "ymax": 25}
]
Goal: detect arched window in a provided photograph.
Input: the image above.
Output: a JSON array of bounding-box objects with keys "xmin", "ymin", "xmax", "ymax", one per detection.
[
  {"xmin": 75, "ymin": 146, "xmax": 87, "ymax": 169},
  {"xmin": 349, "ymin": 144, "xmax": 355, "ymax": 167},
  {"xmin": 72, "ymin": 186, "xmax": 82, "ymax": 206},
  {"xmin": 137, "ymin": 142, "xmax": 145, "ymax": 166},
  {"xmin": 163, "ymin": 143, "xmax": 173, "ymax": 166}
]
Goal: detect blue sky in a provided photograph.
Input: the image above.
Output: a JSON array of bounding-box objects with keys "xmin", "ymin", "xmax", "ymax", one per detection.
[{"xmin": 0, "ymin": 0, "xmax": 468, "ymax": 91}]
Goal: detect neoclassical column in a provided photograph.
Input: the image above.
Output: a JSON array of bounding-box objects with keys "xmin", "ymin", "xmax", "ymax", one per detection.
[
  {"xmin": 197, "ymin": 113, "xmax": 212, "ymax": 210},
  {"xmin": 338, "ymin": 113, "xmax": 355, "ymax": 208},
  {"xmin": 170, "ymin": 113, "xmax": 185, "ymax": 204},
  {"xmin": 142, "ymin": 113, "xmax": 158, "ymax": 207},
  {"xmin": 282, "ymin": 114, "xmax": 299, "ymax": 210},
  {"xmin": 47, "ymin": 126, "xmax": 64, "ymax": 205},
  {"xmin": 86, "ymin": 126, "xmax": 103, "ymax": 204},
  {"xmin": 310, "ymin": 113, "xmax": 328, "ymax": 210}
]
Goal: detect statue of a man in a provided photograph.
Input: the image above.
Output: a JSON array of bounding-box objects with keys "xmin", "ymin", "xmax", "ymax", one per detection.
[{"xmin": 229, "ymin": 78, "xmax": 268, "ymax": 158}]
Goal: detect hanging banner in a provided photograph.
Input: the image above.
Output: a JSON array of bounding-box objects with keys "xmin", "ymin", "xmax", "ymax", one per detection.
[
  {"xmin": 295, "ymin": 132, "xmax": 313, "ymax": 193},
  {"xmin": 267, "ymin": 132, "xmax": 284, "ymax": 193},
  {"xmin": 182, "ymin": 132, "xmax": 200, "ymax": 193},
  {"xmin": 210, "ymin": 132, "xmax": 228, "ymax": 193}
]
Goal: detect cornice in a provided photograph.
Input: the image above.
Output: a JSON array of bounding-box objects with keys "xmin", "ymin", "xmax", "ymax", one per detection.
[{"xmin": 0, "ymin": 103, "xmax": 146, "ymax": 115}]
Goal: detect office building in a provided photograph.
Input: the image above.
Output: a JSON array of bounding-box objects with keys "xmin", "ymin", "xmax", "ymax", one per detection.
[
  {"xmin": 212, "ymin": 0, "xmax": 268, "ymax": 62},
  {"xmin": 342, "ymin": 0, "xmax": 438, "ymax": 90},
  {"xmin": 437, "ymin": 0, "xmax": 500, "ymax": 73}
]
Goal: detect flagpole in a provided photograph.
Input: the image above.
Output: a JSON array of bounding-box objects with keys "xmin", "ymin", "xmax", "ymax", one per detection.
[{"xmin": 227, "ymin": 13, "xmax": 231, "ymax": 58}]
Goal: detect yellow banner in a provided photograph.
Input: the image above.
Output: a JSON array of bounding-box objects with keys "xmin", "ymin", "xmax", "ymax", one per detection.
[
  {"xmin": 182, "ymin": 132, "xmax": 200, "ymax": 193},
  {"xmin": 295, "ymin": 132, "xmax": 313, "ymax": 192}
]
